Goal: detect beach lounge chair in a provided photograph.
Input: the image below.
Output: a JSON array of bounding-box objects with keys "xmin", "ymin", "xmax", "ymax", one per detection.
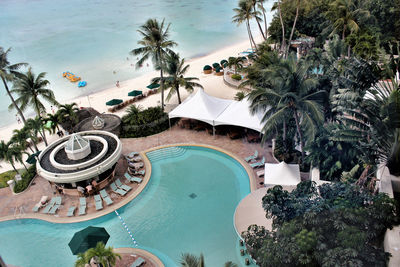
[
  {"xmin": 100, "ymin": 189, "xmax": 113, "ymax": 205},
  {"xmin": 94, "ymin": 194, "xmax": 103, "ymax": 210},
  {"xmin": 32, "ymin": 195, "xmax": 48, "ymax": 212},
  {"xmin": 32, "ymin": 203, "xmax": 41, "ymax": 213},
  {"xmin": 67, "ymin": 206, "xmax": 76, "ymax": 217},
  {"xmin": 126, "ymin": 152, "xmax": 139, "ymax": 159},
  {"xmin": 250, "ymin": 156, "xmax": 265, "ymax": 168},
  {"xmin": 49, "ymin": 196, "xmax": 62, "ymax": 214},
  {"xmin": 115, "ymin": 178, "xmax": 132, "ymax": 192},
  {"xmin": 130, "ymin": 257, "xmax": 146, "ymax": 267},
  {"xmin": 128, "ymin": 162, "xmax": 144, "ymax": 169},
  {"xmin": 245, "ymin": 150, "xmax": 258, "ymax": 162},
  {"xmin": 124, "ymin": 173, "xmax": 143, "ymax": 183},
  {"xmin": 79, "ymin": 198, "xmax": 86, "ymax": 215},
  {"xmin": 127, "ymin": 156, "xmax": 142, "ymax": 163},
  {"xmin": 110, "ymin": 182, "xmax": 127, "ymax": 196},
  {"xmin": 42, "ymin": 197, "xmax": 56, "ymax": 214},
  {"xmin": 133, "ymin": 169, "xmax": 145, "ymax": 176}
]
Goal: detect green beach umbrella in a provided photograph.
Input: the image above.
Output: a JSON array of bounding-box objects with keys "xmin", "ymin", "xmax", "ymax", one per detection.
[
  {"xmin": 128, "ymin": 90, "xmax": 142, "ymax": 97},
  {"xmin": 106, "ymin": 99, "xmax": 123, "ymax": 106},
  {"xmin": 212, "ymin": 62, "xmax": 220, "ymax": 69},
  {"xmin": 146, "ymin": 83, "xmax": 160, "ymax": 89},
  {"xmin": 220, "ymin": 59, "xmax": 228, "ymax": 65},
  {"xmin": 26, "ymin": 150, "xmax": 41, "ymax": 164},
  {"xmin": 68, "ymin": 226, "xmax": 110, "ymax": 255}
]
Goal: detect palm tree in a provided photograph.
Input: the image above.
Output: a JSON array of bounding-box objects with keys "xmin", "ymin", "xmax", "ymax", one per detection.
[
  {"xmin": 74, "ymin": 252, "xmax": 90, "ymax": 267},
  {"xmin": 44, "ymin": 113, "xmax": 62, "ymax": 134},
  {"xmin": 0, "ymin": 47, "xmax": 28, "ymax": 123},
  {"xmin": 334, "ymin": 79, "xmax": 400, "ymax": 175},
  {"xmin": 325, "ymin": 0, "xmax": 370, "ymax": 57},
  {"xmin": 286, "ymin": 0, "xmax": 301, "ymax": 58},
  {"xmin": 26, "ymin": 117, "xmax": 48, "ymax": 146},
  {"xmin": 11, "ymin": 128, "xmax": 34, "ymax": 153},
  {"xmin": 248, "ymin": 55, "xmax": 325, "ymax": 163},
  {"xmin": 130, "ymin": 18, "xmax": 177, "ymax": 111},
  {"xmin": 272, "ymin": 0, "xmax": 286, "ymax": 53},
  {"xmin": 249, "ymin": 0, "xmax": 266, "ymax": 40},
  {"xmin": 232, "ymin": 0, "xmax": 258, "ymax": 50},
  {"xmin": 10, "ymin": 67, "xmax": 58, "ymax": 122},
  {"xmin": 11, "ymin": 145, "xmax": 28, "ymax": 171},
  {"xmin": 180, "ymin": 253, "xmax": 238, "ymax": 267},
  {"xmin": 152, "ymin": 51, "xmax": 203, "ymax": 104},
  {"xmin": 256, "ymin": 0, "xmax": 268, "ymax": 37},
  {"xmin": 84, "ymin": 242, "xmax": 121, "ymax": 267},
  {"xmin": 0, "ymin": 140, "xmax": 21, "ymax": 173},
  {"xmin": 227, "ymin": 57, "xmax": 244, "ymax": 74},
  {"xmin": 57, "ymin": 103, "xmax": 79, "ymax": 132}
]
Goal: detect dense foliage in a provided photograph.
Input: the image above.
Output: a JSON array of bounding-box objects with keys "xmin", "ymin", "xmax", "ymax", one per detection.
[
  {"xmin": 121, "ymin": 105, "xmax": 169, "ymax": 138},
  {"xmin": 0, "ymin": 170, "xmax": 18, "ymax": 188},
  {"xmin": 13, "ymin": 164, "xmax": 36, "ymax": 193},
  {"xmin": 243, "ymin": 182, "xmax": 398, "ymax": 266}
]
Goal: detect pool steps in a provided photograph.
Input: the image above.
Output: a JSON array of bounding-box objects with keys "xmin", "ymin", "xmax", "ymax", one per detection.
[{"xmin": 146, "ymin": 146, "xmax": 187, "ymax": 162}]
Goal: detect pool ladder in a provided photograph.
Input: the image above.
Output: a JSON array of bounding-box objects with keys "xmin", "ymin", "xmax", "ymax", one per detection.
[
  {"xmin": 146, "ymin": 146, "xmax": 187, "ymax": 162},
  {"xmin": 115, "ymin": 210, "xmax": 138, "ymax": 247}
]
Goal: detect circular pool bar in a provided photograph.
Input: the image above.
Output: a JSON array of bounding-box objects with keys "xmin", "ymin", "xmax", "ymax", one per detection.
[{"xmin": 0, "ymin": 145, "xmax": 251, "ymax": 266}]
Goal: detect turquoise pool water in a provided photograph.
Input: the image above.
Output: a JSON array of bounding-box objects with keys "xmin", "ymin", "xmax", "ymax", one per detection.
[{"xmin": 0, "ymin": 146, "xmax": 251, "ymax": 266}]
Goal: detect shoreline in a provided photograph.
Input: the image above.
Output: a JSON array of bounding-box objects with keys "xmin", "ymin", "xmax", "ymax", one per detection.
[{"xmin": 0, "ymin": 36, "xmax": 261, "ymax": 172}]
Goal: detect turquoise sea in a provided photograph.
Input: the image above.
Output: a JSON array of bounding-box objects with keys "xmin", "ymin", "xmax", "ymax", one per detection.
[{"xmin": 0, "ymin": 0, "xmax": 273, "ymax": 127}]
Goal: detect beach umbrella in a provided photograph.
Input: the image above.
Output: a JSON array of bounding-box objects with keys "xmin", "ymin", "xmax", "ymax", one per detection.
[
  {"xmin": 68, "ymin": 226, "xmax": 110, "ymax": 255},
  {"xmin": 146, "ymin": 83, "xmax": 160, "ymax": 89},
  {"xmin": 106, "ymin": 99, "xmax": 123, "ymax": 106},
  {"xmin": 212, "ymin": 62, "xmax": 220, "ymax": 69},
  {"xmin": 220, "ymin": 59, "xmax": 228, "ymax": 66},
  {"xmin": 128, "ymin": 90, "xmax": 142, "ymax": 97},
  {"xmin": 26, "ymin": 150, "xmax": 41, "ymax": 164}
]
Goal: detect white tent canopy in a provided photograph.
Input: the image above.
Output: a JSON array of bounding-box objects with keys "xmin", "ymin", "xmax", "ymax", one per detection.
[
  {"xmin": 214, "ymin": 97, "xmax": 265, "ymax": 132},
  {"xmin": 264, "ymin": 162, "xmax": 301, "ymax": 186},
  {"xmin": 168, "ymin": 89, "xmax": 233, "ymax": 125},
  {"xmin": 168, "ymin": 89, "xmax": 265, "ymax": 132}
]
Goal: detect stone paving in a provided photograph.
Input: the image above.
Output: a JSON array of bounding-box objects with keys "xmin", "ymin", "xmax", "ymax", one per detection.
[{"xmin": 0, "ymin": 125, "xmax": 275, "ymax": 221}]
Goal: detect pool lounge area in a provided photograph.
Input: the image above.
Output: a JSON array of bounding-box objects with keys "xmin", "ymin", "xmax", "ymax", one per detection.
[{"xmin": 0, "ymin": 133, "xmax": 265, "ymax": 266}]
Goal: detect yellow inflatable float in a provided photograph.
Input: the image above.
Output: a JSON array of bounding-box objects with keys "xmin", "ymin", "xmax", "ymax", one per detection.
[{"xmin": 62, "ymin": 71, "xmax": 81, "ymax": 82}]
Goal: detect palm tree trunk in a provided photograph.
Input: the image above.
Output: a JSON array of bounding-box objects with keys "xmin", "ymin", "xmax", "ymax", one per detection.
[
  {"xmin": 262, "ymin": 8, "xmax": 268, "ymax": 37},
  {"xmin": 293, "ymin": 109, "xmax": 305, "ymax": 163},
  {"xmin": 40, "ymin": 129, "xmax": 48, "ymax": 146},
  {"xmin": 287, "ymin": 1, "xmax": 300, "ymax": 57},
  {"xmin": 10, "ymin": 163, "xmax": 19, "ymax": 174},
  {"xmin": 278, "ymin": 1, "xmax": 286, "ymax": 54},
  {"xmin": 27, "ymin": 143, "xmax": 34, "ymax": 153},
  {"xmin": 176, "ymin": 85, "xmax": 182, "ymax": 104},
  {"xmin": 21, "ymin": 161, "xmax": 28, "ymax": 171},
  {"xmin": 1, "ymin": 76, "xmax": 27, "ymax": 123},
  {"xmin": 246, "ymin": 19, "xmax": 257, "ymax": 50},
  {"xmin": 246, "ymin": 23, "xmax": 255, "ymax": 50},
  {"xmin": 253, "ymin": 5, "xmax": 266, "ymax": 40},
  {"xmin": 159, "ymin": 51, "xmax": 165, "ymax": 112}
]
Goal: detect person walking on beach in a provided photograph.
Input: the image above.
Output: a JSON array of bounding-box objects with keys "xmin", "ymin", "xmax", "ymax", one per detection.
[
  {"xmin": 15, "ymin": 114, "xmax": 21, "ymax": 124},
  {"xmin": 116, "ymin": 81, "xmax": 120, "ymax": 87}
]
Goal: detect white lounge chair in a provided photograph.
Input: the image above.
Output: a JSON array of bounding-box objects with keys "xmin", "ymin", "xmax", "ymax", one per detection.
[
  {"xmin": 67, "ymin": 206, "xmax": 76, "ymax": 217},
  {"xmin": 79, "ymin": 197, "xmax": 86, "ymax": 215},
  {"xmin": 100, "ymin": 189, "xmax": 113, "ymax": 205},
  {"xmin": 94, "ymin": 194, "xmax": 103, "ymax": 210},
  {"xmin": 110, "ymin": 182, "xmax": 127, "ymax": 196}
]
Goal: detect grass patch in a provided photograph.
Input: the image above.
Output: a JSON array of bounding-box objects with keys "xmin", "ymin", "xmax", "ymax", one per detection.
[{"xmin": 0, "ymin": 170, "xmax": 18, "ymax": 188}]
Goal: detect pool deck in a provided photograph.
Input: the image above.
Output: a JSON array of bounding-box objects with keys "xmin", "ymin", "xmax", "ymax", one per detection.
[{"xmin": 0, "ymin": 125, "xmax": 273, "ymax": 223}]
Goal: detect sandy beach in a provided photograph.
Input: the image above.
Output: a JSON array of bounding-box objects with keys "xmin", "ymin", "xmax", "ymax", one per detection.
[{"xmin": 0, "ymin": 37, "xmax": 258, "ymax": 172}]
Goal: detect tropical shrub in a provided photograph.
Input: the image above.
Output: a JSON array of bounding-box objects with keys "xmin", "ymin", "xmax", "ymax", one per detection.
[
  {"xmin": 0, "ymin": 170, "xmax": 18, "ymax": 188},
  {"xmin": 231, "ymin": 74, "xmax": 242, "ymax": 81},
  {"xmin": 243, "ymin": 181, "xmax": 398, "ymax": 267},
  {"xmin": 14, "ymin": 164, "xmax": 36, "ymax": 193},
  {"xmin": 234, "ymin": 91, "xmax": 245, "ymax": 101},
  {"xmin": 121, "ymin": 106, "xmax": 170, "ymax": 138}
]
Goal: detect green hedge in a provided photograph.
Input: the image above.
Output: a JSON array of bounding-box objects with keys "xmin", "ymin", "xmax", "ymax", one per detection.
[
  {"xmin": 0, "ymin": 170, "xmax": 18, "ymax": 188},
  {"xmin": 14, "ymin": 165, "xmax": 37, "ymax": 193},
  {"xmin": 231, "ymin": 74, "xmax": 242, "ymax": 80},
  {"xmin": 203, "ymin": 65, "xmax": 212, "ymax": 71},
  {"xmin": 121, "ymin": 106, "xmax": 171, "ymax": 138}
]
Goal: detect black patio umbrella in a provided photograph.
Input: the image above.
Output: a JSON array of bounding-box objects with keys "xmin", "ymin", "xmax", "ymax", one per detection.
[
  {"xmin": 106, "ymin": 99, "xmax": 123, "ymax": 106},
  {"xmin": 146, "ymin": 83, "xmax": 160, "ymax": 89},
  {"xmin": 68, "ymin": 226, "xmax": 110, "ymax": 255},
  {"xmin": 26, "ymin": 150, "xmax": 41, "ymax": 164},
  {"xmin": 128, "ymin": 90, "xmax": 143, "ymax": 97}
]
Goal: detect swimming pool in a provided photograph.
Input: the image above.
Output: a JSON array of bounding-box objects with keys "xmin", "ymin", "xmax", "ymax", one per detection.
[{"xmin": 0, "ymin": 146, "xmax": 251, "ymax": 266}]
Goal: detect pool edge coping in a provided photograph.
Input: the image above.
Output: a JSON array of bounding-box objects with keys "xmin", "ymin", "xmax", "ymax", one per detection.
[
  {"xmin": 0, "ymin": 143, "xmax": 256, "ymax": 224},
  {"xmin": 113, "ymin": 247, "xmax": 165, "ymax": 267}
]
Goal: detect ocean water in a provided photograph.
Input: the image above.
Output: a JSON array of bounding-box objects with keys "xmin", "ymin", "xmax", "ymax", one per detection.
[{"xmin": 0, "ymin": 0, "xmax": 272, "ymax": 127}]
